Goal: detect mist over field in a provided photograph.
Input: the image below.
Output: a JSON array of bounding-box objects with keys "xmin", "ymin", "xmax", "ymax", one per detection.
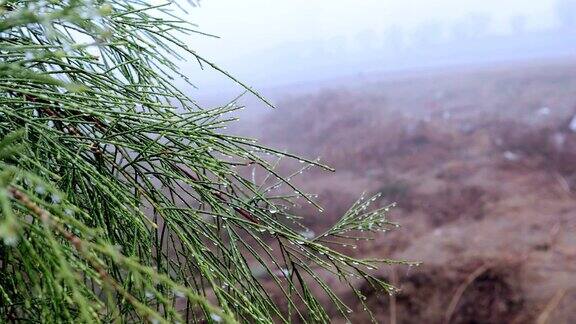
[
  {"xmin": 182, "ymin": 0, "xmax": 576, "ymax": 100},
  {"xmin": 180, "ymin": 1, "xmax": 576, "ymax": 322}
]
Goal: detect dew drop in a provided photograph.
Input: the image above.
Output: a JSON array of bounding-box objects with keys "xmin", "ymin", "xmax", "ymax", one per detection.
[
  {"xmin": 3, "ymin": 234, "xmax": 18, "ymax": 247},
  {"xmin": 210, "ymin": 314, "xmax": 222, "ymax": 322},
  {"xmin": 51, "ymin": 194, "xmax": 61, "ymax": 204},
  {"xmin": 35, "ymin": 186, "xmax": 46, "ymax": 195},
  {"xmin": 149, "ymin": 317, "xmax": 160, "ymax": 324},
  {"xmin": 173, "ymin": 288, "xmax": 185, "ymax": 298}
]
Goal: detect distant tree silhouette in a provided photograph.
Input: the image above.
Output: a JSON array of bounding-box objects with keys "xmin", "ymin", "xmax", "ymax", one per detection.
[
  {"xmin": 557, "ymin": 0, "xmax": 576, "ymax": 30},
  {"xmin": 413, "ymin": 21, "xmax": 444, "ymax": 46},
  {"xmin": 510, "ymin": 15, "xmax": 528, "ymax": 35},
  {"xmin": 382, "ymin": 25, "xmax": 406, "ymax": 51},
  {"xmin": 451, "ymin": 13, "xmax": 492, "ymax": 40},
  {"xmin": 355, "ymin": 29, "xmax": 381, "ymax": 51}
]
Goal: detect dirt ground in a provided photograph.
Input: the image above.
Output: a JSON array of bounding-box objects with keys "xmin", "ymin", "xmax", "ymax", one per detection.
[{"xmin": 251, "ymin": 60, "xmax": 576, "ymax": 323}]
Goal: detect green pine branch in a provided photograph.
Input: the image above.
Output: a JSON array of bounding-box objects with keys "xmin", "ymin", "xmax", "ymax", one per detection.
[{"xmin": 0, "ymin": 1, "xmax": 417, "ymax": 323}]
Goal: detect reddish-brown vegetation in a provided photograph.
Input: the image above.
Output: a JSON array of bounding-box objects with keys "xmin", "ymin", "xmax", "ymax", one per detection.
[{"xmin": 245, "ymin": 60, "xmax": 576, "ymax": 323}]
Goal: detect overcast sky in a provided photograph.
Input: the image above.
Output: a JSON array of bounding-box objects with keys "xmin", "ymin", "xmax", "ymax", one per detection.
[
  {"xmin": 170, "ymin": 0, "xmax": 565, "ymax": 98},
  {"xmin": 188, "ymin": 0, "xmax": 558, "ymax": 60}
]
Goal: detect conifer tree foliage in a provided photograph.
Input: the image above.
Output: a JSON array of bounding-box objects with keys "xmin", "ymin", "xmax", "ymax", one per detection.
[{"xmin": 0, "ymin": 1, "xmax": 416, "ymax": 322}]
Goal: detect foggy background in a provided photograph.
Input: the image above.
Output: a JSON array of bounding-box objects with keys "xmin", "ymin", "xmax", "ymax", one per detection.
[
  {"xmin": 180, "ymin": 0, "xmax": 576, "ymax": 101},
  {"xmin": 156, "ymin": 0, "xmax": 576, "ymax": 324},
  {"xmin": 171, "ymin": 1, "xmax": 576, "ymax": 322}
]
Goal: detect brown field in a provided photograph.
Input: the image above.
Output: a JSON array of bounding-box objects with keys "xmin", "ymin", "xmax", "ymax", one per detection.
[{"xmin": 246, "ymin": 59, "xmax": 576, "ymax": 323}]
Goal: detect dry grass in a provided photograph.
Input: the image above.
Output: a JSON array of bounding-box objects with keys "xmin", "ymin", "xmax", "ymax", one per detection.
[{"xmin": 248, "ymin": 60, "xmax": 576, "ymax": 322}]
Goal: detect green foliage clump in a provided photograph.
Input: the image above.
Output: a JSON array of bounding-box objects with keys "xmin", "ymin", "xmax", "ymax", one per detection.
[{"xmin": 0, "ymin": 1, "xmax": 415, "ymax": 322}]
